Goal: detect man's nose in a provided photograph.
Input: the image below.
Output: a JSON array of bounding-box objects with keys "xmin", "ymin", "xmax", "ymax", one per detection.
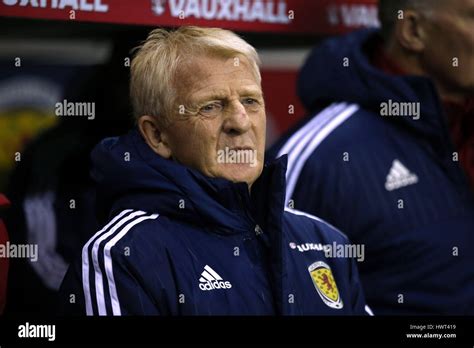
[{"xmin": 222, "ymin": 100, "xmax": 251, "ymax": 134}]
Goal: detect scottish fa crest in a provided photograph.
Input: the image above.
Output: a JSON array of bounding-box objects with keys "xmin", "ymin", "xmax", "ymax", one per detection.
[{"xmin": 308, "ymin": 261, "xmax": 343, "ymax": 309}]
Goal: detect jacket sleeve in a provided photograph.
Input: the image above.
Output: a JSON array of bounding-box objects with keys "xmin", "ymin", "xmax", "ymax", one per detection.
[
  {"xmin": 59, "ymin": 246, "xmax": 161, "ymax": 316},
  {"xmin": 348, "ymin": 256, "xmax": 373, "ymax": 316}
]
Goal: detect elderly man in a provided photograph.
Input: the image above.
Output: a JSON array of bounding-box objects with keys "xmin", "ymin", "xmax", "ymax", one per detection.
[
  {"xmin": 269, "ymin": 0, "xmax": 474, "ymax": 314},
  {"xmin": 59, "ymin": 26, "xmax": 371, "ymax": 315}
]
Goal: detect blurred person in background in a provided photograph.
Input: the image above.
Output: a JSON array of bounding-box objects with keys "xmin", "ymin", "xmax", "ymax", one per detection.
[
  {"xmin": 0, "ymin": 193, "xmax": 10, "ymax": 314},
  {"xmin": 3, "ymin": 41, "xmax": 133, "ymax": 315},
  {"xmin": 269, "ymin": 0, "xmax": 474, "ymax": 314}
]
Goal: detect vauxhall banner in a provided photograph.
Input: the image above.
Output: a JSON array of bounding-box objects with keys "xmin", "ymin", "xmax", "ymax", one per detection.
[{"xmin": 0, "ymin": 0, "xmax": 379, "ymax": 34}]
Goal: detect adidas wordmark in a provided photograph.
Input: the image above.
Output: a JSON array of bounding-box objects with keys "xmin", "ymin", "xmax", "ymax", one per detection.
[{"xmin": 199, "ymin": 265, "xmax": 232, "ymax": 291}]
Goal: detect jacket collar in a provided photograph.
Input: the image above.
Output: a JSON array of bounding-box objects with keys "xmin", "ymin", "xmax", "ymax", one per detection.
[{"xmin": 92, "ymin": 128, "xmax": 288, "ymax": 236}]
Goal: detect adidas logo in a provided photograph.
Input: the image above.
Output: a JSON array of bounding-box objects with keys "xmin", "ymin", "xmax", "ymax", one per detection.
[
  {"xmin": 385, "ymin": 159, "xmax": 419, "ymax": 191},
  {"xmin": 199, "ymin": 265, "xmax": 232, "ymax": 291}
]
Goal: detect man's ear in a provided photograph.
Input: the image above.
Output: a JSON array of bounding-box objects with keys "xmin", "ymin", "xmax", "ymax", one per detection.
[
  {"xmin": 394, "ymin": 9, "xmax": 427, "ymax": 52},
  {"xmin": 138, "ymin": 115, "xmax": 172, "ymax": 159}
]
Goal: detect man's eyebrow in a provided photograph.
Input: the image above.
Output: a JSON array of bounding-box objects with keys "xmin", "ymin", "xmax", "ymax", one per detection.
[
  {"xmin": 190, "ymin": 90, "xmax": 227, "ymax": 103},
  {"xmin": 196, "ymin": 92, "xmax": 228, "ymax": 101},
  {"xmin": 191, "ymin": 87, "xmax": 263, "ymax": 103},
  {"xmin": 239, "ymin": 87, "xmax": 263, "ymax": 97}
]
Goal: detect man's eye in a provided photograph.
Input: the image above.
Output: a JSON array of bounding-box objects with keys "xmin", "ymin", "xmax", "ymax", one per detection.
[
  {"xmin": 199, "ymin": 102, "xmax": 223, "ymax": 115},
  {"xmin": 243, "ymin": 98, "xmax": 257, "ymax": 105},
  {"xmin": 242, "ymin": 98, "xmax": 261, "ymax": 111}
]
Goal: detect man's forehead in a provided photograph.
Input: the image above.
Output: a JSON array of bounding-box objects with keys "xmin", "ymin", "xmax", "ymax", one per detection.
[
  {"xmin": 175, "ymin": 54, "xmax": 261, "ymax": 99},
  {"xmin": 190, "ymin": 53, "xmax": 251, "ymax": 67},
  {"xmin": 178, "ymin": 54, "xmax": 254, "ymax": 80}
]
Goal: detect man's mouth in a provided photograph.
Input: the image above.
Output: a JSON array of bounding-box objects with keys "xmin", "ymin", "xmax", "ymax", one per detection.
[{"xmin": 217, "ymin": 146, "xmax": 258, "ymax": 167}]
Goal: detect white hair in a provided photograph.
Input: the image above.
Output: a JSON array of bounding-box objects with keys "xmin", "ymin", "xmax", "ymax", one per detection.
[{"xmin": 130, "ymin": 26, "xmax": 261, "ymax": 127}]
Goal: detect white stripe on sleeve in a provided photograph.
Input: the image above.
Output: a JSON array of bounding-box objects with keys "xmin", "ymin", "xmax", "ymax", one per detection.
[
  {"xmin": 81, "ymin": 209, "xmax": 133, "ymax": 315},
  {"xmin": 103, "ymin": 213, "xmax": 159, "ymax": 316}
]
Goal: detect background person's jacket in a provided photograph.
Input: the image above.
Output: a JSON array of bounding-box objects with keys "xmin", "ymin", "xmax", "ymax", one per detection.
[
  {"xmin": 268, "ymin": 29, "xmax": 474, "ymax": 315},
  {"xmin": 59, "ymin": 129, "xmax": 371, "ymax": 315}
]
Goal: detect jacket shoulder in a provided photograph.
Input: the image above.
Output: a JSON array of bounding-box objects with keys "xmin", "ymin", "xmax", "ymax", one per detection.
[
  {"xmin": 60, "ymin": 209, "xmax": 170, "ymax": 315},
  {"xmin": 271, "ymin": 102, "xmax": 385, "ymax": 166},
  {"xmin": 283, "ymin": 207, "xmax": 349, "ymax": 244},
  {"xmin": 95, "ymin": 209, "xmax": 161, "ymax": 250}
]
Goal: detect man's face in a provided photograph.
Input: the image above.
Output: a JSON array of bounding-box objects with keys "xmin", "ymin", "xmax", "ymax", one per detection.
[
  {"xmin": 161, "ymin": 54, "xmax": 266, "ymax": 187},
  {"xmin": 421, "ymin": 0, "xmax": 474, "ymax": 97}
]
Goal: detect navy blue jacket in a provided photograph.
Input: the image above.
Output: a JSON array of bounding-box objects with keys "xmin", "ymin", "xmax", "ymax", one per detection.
[
  {"xmin": 59, "ymin": 129, "xmax": 370, "ymax": 315},
  {"xmin": 268, "ymin": 29, "xmax": 474, "ymax": 315}
]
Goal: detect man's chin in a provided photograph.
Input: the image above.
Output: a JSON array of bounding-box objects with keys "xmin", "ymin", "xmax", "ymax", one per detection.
[{"xmin": 216, "ymin": 164, "xmax": 261, "ymax": 185}]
